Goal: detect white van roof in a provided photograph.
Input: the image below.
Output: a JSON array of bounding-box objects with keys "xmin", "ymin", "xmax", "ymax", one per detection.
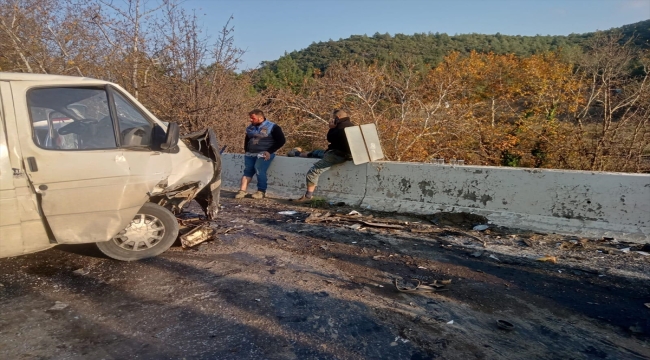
[{"xmin": 0, "ymin": 72, "xmax": 108, "ymax": 83}]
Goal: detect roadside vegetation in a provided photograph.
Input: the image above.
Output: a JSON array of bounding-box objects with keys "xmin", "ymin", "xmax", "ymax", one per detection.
[{"xmin": 1, "ymin": 0, "xmax": 648, "ymax": 172}]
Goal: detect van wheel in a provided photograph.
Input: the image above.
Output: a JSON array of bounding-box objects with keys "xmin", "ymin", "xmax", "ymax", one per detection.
[{"xmin": 96, "ymin": 202, "xmax": 179, "ymax": 261}]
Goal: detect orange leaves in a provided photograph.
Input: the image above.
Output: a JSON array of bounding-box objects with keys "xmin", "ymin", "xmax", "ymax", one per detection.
[
  {"xmin": 266, "ymin": 43, "xmax": 648, "ymax": 171},
  {"xmin": 493, "ymin": 134, "xmax": 520, "ymax": 152},
  {"xmin": 416, "ymin": 50, "xmax": 592, "ymax": 167}
]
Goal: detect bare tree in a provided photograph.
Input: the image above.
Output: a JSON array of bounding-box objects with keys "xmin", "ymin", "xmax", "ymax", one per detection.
[
  {"xmin": 573, "ymin": 32, "xmax": 650, "ymax": 172},
  {"xmin": 86, "ymin": 0, "xmax": 171, "ymax": 98},
  {"xmin": 0, "ymin": 0, "xmax": 96, "ymax": 74},
  {"xmin": 141, "ymin": 8, "xmax": 252, "ymax": 150}
]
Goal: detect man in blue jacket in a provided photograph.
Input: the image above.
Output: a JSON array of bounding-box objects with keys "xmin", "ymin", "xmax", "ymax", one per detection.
[
  {"xmin": 292, "ymin": 109, "xmax": 354, "ymax": 202},
  {"xmin": 235, "ymin": 109, "xmax": 286, "ymax": 199}
]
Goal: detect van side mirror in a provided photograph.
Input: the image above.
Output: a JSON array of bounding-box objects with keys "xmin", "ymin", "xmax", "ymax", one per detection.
[{"xmin": 161, "ymin": 122, "xmax": 180, "ymax": 150}]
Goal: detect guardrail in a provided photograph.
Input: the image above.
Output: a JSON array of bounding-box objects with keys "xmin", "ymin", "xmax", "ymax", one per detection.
[{"xmin": 221, "ymin": 154, "xmax": 650, "ymax": 243}]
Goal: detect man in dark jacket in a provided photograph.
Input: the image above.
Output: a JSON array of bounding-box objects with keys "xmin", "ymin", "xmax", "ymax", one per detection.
[
  {"xmin": 235, "ymin": 109, "xmax": 286, "ymax": 199},
  {"xmin": 292, "ymin": 109, "xmax": 354, "ymax": 202}
]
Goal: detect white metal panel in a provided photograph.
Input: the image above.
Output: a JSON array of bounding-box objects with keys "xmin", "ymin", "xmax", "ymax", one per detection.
[
  {"xmin": 360, "ymin": 123, "xmax": 384, "ymax": 162},
  {"xmin": 344, "ymin": 126, "xmax": 370, "ymax": 165}
]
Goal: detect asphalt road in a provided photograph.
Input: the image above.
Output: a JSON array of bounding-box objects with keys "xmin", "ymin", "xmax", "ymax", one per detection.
[{"xmin": 1, "ymin": 192, "xmax": 649, "ymax": 359}]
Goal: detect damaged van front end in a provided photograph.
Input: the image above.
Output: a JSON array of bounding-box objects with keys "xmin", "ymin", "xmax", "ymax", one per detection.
[
  {"xmin": 93, "ymin": 128, "xmax": 222, "ymax": 261},
  {"xmin": 150, "ymin": 128, "xmax": 222, "ymax": 219}
]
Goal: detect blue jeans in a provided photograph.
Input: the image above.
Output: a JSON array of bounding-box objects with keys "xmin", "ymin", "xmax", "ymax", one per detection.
[{"xmin": 243, "ymin": 154, "xmax": 275, "ymax": 192}]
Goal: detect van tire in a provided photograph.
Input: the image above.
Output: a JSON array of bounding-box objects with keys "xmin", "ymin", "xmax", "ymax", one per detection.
[{"xmin": 96, "ymin": 202, "xmax": 179, "ymax": 261}]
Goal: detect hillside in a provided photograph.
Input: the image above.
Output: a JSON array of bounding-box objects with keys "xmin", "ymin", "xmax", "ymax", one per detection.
[{"xmin": 255, "ymin": 19, "xmax": 649, "ymax": 87}]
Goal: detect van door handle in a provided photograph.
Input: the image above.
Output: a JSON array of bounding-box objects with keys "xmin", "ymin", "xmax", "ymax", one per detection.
[{"xmin": 27, "ymin": 157, "xmax": 38, "ymax": 172}]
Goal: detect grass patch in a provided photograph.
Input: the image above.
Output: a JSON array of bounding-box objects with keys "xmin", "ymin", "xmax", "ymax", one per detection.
[{"xmin": 309, "ymin": 196, "xmax": 328, "ymax": 208}]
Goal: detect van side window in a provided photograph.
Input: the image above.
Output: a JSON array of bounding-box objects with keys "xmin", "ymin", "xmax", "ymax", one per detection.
[
  {"xmin": 27, "ymin": 88, "xmax": 116, "ymax": 150},
  {"xmin": 112, "ymin": 91, "xmax": 153, "ymax": 147}
]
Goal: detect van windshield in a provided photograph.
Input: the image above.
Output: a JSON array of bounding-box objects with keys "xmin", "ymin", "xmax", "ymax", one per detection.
[{"xmin": 28, "ymin": 87, "xmax": 116, "ymax": 150}]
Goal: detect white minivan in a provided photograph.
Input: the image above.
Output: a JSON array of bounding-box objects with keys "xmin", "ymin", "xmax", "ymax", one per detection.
[{"xmin": 0, "ymin": 73, "xmax": 221, "ymax": 260}]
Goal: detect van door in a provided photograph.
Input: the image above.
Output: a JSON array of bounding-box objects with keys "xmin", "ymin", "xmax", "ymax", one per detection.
[
  {"xmin": 107, "ymin": 87, "xmax": 171, "ymax": 191},
  {"xmin": 0, "ymin": 92, "xmax": 23, "ymax": 256},
  {"xmin": 10, "ymin": 82, "xmax": 172, "ymax": 244},
  {"xmin": 0, "ymin": 82, "xmax": 52, "ymax": 257}
]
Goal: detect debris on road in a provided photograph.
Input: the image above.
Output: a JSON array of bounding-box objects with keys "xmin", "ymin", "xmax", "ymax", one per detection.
[
  {"xmin": 560, "ymin": 241, "xmax": 575, "ymax": 250},
  {"xmin": 48, "ymin": 301, "xmax": 69, "ymax": 311},
  {"xmin": 409, "ymin": 226, "xmax": 437, "ymax": 234},
  {"xmin": 489, "ymin": 254, "xmax": 501, "ymax": 262},
  {"xmin": 470, "ymin": 251, "xmax": 484, "ymax": 258},
  {"xmin": 447, "ymin": 320, "xmax": 454, "ymax": 324},
  {"xmin": 636, "ymin": 251, "xmax": 650, "ymax": 256},
  {"xmin": 72, "ymin": 268, "xmax": 89, "ymax": 276},
  {"xmin": 277, "ymin": 211, "xmax": 298, "ymax": 215},
  {"xmin": 393, "ymin": 278, "xmax": 450, "ymax": 293},
  {"xmin": 304, "ymin": 212, "xmax": 333, "ymax": 223},
  {"xmin": 222, "ymin": 226, "xmax": 243, "ymax": 235},
  {"xmin": 360, "ymin": 221, "xmax": 404, "ymax": 229},
  {"xmin": 305, "ymin": 211, "xmax": 405, "ymax": 229},
  {"xmin": 473, "ymin": 225, "xmax": 489, "ymax": 231},
  {"xmin": 177, "ymin": 216, "xmax": 205, "ymax": 227},
  {"xmin": 180, "ymin": 224, "xmax": 215, "ymax": 248},
  {"xmin": 620, "ymin": 247, "xmax": 631, "ymax": 253},
  {"xmin": 537, "ymin": 255, "xmax": 558, "ymax": 264},
  {"xmin": 394, "ymin": 336, "xmax": 410, "ymax": 344}
]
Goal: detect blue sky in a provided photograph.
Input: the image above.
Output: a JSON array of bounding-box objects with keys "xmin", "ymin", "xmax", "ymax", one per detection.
[{"xmin": 180, "ymin": 0, "xmax": 650, "ymax": 70}]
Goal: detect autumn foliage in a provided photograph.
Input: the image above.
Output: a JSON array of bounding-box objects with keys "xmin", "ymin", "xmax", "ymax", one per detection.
[{"xmin": 265, "ymin": 40, "xmax": 649, "ymax": 173}]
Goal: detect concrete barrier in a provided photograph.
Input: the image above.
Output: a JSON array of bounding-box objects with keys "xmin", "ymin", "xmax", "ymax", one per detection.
[
  {"xmin": 363, "ymin": 162, "xmax": 649, "ymax": 242},
  {"xmin": 222, "ymin": 154, "xmax": 367, "ymax": 205},
  {"xmin": 221, "ymin": 154, "xmax": 650, "ymax": 243}
]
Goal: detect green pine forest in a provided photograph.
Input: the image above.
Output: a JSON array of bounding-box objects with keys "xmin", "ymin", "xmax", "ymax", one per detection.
[{"xmin": 253, "ymin": 19, "xmax": 650, "ymax": 90}]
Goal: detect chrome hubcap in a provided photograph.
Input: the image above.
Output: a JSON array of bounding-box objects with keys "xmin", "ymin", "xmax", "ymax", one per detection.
[{"xmin": 112, "ymin": 214, "xmax": 166, "ymax": 251}]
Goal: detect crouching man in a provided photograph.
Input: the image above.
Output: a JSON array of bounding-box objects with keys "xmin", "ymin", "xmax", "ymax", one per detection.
[
  {"xmin": 291, "ymin": 109, "xmax": 354, "ymax": 202},
  {"xmin": 235, "ymin": 109, "xmax": 286, "ymax": 199}
]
